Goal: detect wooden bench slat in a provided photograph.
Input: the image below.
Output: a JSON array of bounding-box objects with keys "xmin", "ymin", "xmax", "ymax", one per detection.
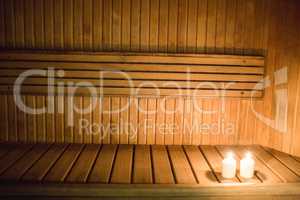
[
  {"xmin": 22, "ymin": 144, "xmax": 68, "ymax": 181},
  {"xmin": 0, "ymin": 144, "xmax": 34, "ymax": 175},
  {"xmin": 110, "ymin": 145, "xmax": 133, "ymax": 184},
  {"xmin": 66, "ymin": 145, "xmax": 100, "ymax": 183},
  {"xmin": 88, "ymin": 145, "xmax": 117, "ymax": 183},
  {"xmin": 44, "ymin": 144, "xmax": 84, "ymax": 182},
  {"xmin": 151, "ymin": 145, "xmax": 175, "ymax": 184},
  {"xmin": 234, "ymin": 146, "xmax": 282, "ymax": 183},
  {"xmin": 249, "ymin": 146, "xmax": 300, "ymax": 182},
  {"xmin": 0, "ymin": 144, "xmax": 51, "ymax": 180},
  {"xmin": 183, "ymin": 146, "xmax": 218, "ymax": 185},
  {"xmin": 265, "ymin": 147, "xmax": 300, "ymax": 177},
  {"xmin": 133, "ymin": 145, "xmax": 153, "ymax": 183},
  {"xmin": 167, "ymin": 146, "xmax": 197, "ymax": 184}
]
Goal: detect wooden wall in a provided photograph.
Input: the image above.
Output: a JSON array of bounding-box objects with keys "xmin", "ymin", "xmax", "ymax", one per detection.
[{"xmin": 0, "ymin": 0, "xmax": 299, "ymax": 155}]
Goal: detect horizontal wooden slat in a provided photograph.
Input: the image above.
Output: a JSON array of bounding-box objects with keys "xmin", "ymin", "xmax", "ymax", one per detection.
[
  {"xmin": 0, "ymin": 77, "xmax": 263, "ymax": 90},
  {"xmin": 0, "ymin": 51, "xmax": 265, "ymax": 66},
  {"xmin": 0, "ymin": 85, "xmax": 263, "ymax": 97},
  {"xmin": 0, "ymin": 61, "xmax": 264, "ymax": 74},
  {"xmin": 0, "ymin": 51, "xmax": 265, "ymax": 98},
  {"xmin": 0, "ymin": 69, "xmax": 263, "ymax": 82}
]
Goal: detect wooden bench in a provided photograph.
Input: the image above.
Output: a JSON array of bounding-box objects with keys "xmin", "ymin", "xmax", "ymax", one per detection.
[
  {"xmin": 0, "ymin": 143, "xmax": 300, "ymax": 199},
  {"xmin": 0, "ymin": 51, "xmax": 265, "ymax": 97}
]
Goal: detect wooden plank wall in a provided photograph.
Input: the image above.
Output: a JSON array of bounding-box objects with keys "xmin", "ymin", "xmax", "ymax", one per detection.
[{"xmin": 0, "ymin": 0, "xmax": 299, "ymax": 155}]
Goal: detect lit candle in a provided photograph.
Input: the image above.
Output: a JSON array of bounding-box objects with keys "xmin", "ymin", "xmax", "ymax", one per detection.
[
  {"xmin": 240, "ymin": 152, "xmax": 255, "ymax": 179},
  {"xmin": 222, "ymin": 152, "xmax": 237, "ymax": 179}
]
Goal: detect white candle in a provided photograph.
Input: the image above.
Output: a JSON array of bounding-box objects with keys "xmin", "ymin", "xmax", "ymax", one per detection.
[
  {"xmin": 222, "ymin": 152, "xmax": 237, "ymax": 179},
  {"xmin": 240, "ymin": 152, "xmax": 255, "ymax": 179}
]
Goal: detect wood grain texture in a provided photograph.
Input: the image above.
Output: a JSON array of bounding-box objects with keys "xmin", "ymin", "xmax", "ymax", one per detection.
[
  {"xmin": 0, "ymin": 0, "xmax": 299, "ymax": 154},
  {"xmin": 1, "ymin": 143, "xmax": 300, "ymax": 186}
]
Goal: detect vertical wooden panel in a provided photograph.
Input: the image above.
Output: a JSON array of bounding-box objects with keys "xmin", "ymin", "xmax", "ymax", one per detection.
[
  {"xmin": 111, "ymin": 97, "xmax": 120, "ymax": 144},
  {"xmin": 158, "ymin": 0, "xmax": 168, "ymax": 52},
  {"xmin": 206, "ymin": 0, "xmax": 217, "ymax": 53},
  {"xmin": 173, "ymin": 98, "xmax": 184, "ymax": 145},
  {"xmin": 186, "ymin": 0, "xmax": 198, "ymax": 52},
  {"xmin": 46, "ymin": 96, "xmax": 55, "ymax": 143},
  {"xmin": 17, "ymin": 96, "xmax": 27, "ymax": 142},
  {"xmin": 215, "ymin": 0, "xmax": 226, "ymax": 53},
  {"xmin": 138, "ymin": 99, "xmax": 147, "ymax": 144},
  {"xmin": 92, "ymin": 97, "xmax": 101, "ymax": 144},
  {"xmin": 177, "ymin": 0, "xmax": 188, "ymax": 52},
  {"xmin": 54, "ymin": 0, "xmax": 64, "ymax": 49},
  {"xmin": 140, "ymin": 0, "xmax": 150, "ymax": 50},
  {"xmin": 155, "ymin": 98, "xmax": 165, "ymax": 145},
  {"xmin": 64, "ymin": 0, "xmax": 73, "ymax": 49},
  {"xmin": 234, "ymin": 0, "xmax": 246, "ymax": 55},
  {"xmin": 6, "ymin": 96, "xmax": 17, "ymax": 142},
  {"xmin": 167, "ymin": 0, "xmax": 178, "ymax": 52},
  {"xmin": 183, "ymin": 98, "xmax": 193, "ymax": 145},
  {"xmin": 129, "ymin": 98, "xmax": 138, "ymax": 144},
  {"xmin": 83, "ymin": 0, "xmax": 93, "ymax": 50},
  {"xmin": 164, "ymin": 98, "xmax": 175, "ymax": 145},
  {"xmin": 102, "ymin": 0, "xmax": 112, "ymax": 50},
  {"xmin": 0, "ymin": 0, "xmax": 5, "ymax": 47},
  {"xmin": 192, "ymin": 99, "xmax": 202, "ymax": 145},
  {"xmin": 64, "ymin": 96, "xmax": 73, "ymax": 143},
  {"xmin": 74, "ymin": 96, "xmax": 83, "ymax": 143},
  {"xmin": 55, "ymin": 96, "xmax": 64, "ymax": 143},
  {"xmin": 82, "ymin": 97, "xmax": 92, "ymax": 144},
  {"xmin": 102, "ymin": 97, "xmax": 111, "ymax": 144},
  {"xmin": 73, "ymin": 0, "xmax": 83, "ymax": 50},
  {"xmin": 26, "ymin": 96, "xmax": 36, "ymax": 142},
  {"xmin": 149, "ymin": 0, "xmax": 159, "ymax": 51},
  {"xmin": 196, "ymin": 0, "xmax": 208, "ymax": 53},
  {"xmin": 14, "ymin": 0, "xmax": 25, "ymax": 48},
  {"xmin": 119, "ymin": 97, "xmax": 129, "ymax": 144},
  {"xmin": 4, "ymin": 0, "xmax": 15, "ymax": 48},
  {"xmin": 130, "ymin": 0, "xmax": 141, "ymax": 51},
  {"xmin": 225, "ymin": 0, "xmax": 236, "ymax": 54},
  {"xmin": 93, "ymin": 0, "xmax": 103, "ymax": 51},
  {"xmin": 34, "ymin": 0, "xmax": 44, "ymax": 48},
  {"xmin": 24, "ymin": 0, "xmax": 35, "ymax": 48},
  {"xmin": 44, "ymin": 0, "xmax": 54, "ymax": 48},
  {"xmin": 121, "ymin": 0, "xmax": 131, "ymax": 51},
  {"xmin": 112, "ymin": 0, "xmax": 121, "ymax": 50},
  {"xmin": 201, "ymin": 99, "xmax": 210, "ymax": 144},
  {"xmin": 36, "ymin": 96, "xmax": 46, "ymax": 142},
  {"xmin": 146, "ymin": 98, "xmax": 156, "ymax": 144}
]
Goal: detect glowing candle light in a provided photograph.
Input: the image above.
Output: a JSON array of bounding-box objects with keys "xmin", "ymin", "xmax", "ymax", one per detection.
[
  {"xmin": 240, "ymin": 152, "xmax": 255, "ymax": 179},
  {"xmin": 222, "ymin": 152, "xmax": 237, "ymax": 179}
]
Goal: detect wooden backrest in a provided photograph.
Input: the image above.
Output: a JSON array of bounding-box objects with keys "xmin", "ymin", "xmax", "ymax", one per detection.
[{"xmin": 0, "ymin": 51, "xmax": 265, "ymax": 98}]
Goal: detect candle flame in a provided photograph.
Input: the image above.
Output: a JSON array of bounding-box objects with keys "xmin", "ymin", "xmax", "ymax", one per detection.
[
  {"xmin": 245, "ymin": 152, "xmax": 252, "ymax": 159},
  {"xmin": 226, "ymin": 151, "xmax": 234, "ymax": 159}
]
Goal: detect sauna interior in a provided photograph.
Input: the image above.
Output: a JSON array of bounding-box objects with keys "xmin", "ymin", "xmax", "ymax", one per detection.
[{"xmin": 0, "ymin": 0, "xmax": 300, "ymax": 199}]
